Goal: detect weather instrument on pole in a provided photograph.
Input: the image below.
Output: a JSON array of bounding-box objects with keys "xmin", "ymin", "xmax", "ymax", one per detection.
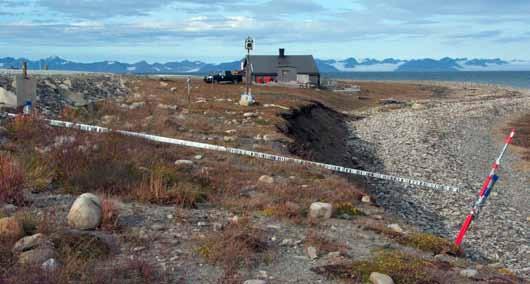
[
  {"xmin": 245, "ymin": 37, "xmax": 254, "ymax": 51},
  {"xmin": 240, "ymin": 36, "xmax": 256, "ymax": 106}
]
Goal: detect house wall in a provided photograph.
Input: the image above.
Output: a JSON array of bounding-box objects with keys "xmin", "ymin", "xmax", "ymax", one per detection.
[{"xmin": 277, "ymin": 67, "xmax": 297, "ymax": 82}]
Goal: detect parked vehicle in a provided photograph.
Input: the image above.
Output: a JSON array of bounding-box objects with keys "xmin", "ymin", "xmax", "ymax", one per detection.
[{"xmin": 204, "ymin": 70, "xmax": 243, "ymax": 84}]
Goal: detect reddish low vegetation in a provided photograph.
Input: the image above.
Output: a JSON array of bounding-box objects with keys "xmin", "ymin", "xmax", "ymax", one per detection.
[
  {"xmin": 198, "ymin": 220, "xmax": 270, "ymax": 281},
  {"xmin": 0, "ymin": 155, "xmax": 26, "ymax": 206},
  {"xmin": 508, "ymin": 113, "xmax": 530, "ymax": 161}
]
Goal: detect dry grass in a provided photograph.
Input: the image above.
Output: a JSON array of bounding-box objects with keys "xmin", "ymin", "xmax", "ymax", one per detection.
[
  {"xmin": 100, "ymin": 196, "xmax": 121, "ymax": 231},
  {"xmin": 197, "ymin": 220, "xmax": 269, "ymax": 275},
  {"xmin": 304, "ymin": 230, "xmax": 349, "ymax": 255}
]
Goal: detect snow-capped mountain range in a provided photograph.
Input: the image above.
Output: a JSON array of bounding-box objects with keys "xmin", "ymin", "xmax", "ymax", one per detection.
[{"xmin": 1, "ymin": 56, "xmax": 530, "ymax": 74}]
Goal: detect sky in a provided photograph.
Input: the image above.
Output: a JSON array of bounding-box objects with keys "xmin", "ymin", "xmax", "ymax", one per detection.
[{"xmin": 1, "ymin": 0, "xmax": 529, "ymax": 63}]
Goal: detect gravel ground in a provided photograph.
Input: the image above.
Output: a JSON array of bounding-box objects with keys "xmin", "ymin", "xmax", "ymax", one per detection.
[{"xmin": 348, "ymin": 85, "xmax": 530, "ymax": 277}]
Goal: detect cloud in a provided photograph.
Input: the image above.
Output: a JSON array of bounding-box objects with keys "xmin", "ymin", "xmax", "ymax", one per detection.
[{"xmin": 453, "ymin": 30, "xmax": 502, "ymax": 39}]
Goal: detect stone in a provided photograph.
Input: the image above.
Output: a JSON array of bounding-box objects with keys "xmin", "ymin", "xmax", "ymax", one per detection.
[
  {"xmin": 1, "ymin": 204, "xmax": 17, "ymax": 215},
  {"xmin": 170, "ymin": 87, "xmax": 177, "ymax": 92},
  {"xmin": 369, "ymin": 272, "xmax": 394, "ymax": 284},
  {"xmin": 309, "ymin": 202, "xmax": 333, "ymax": 220},
  {"xmin": 67, "ymin": 193, "xmax": 102, "ymax": 230},
  {"xmin": 361, "ymin": 195, "xmax": 372, "ymax": 203},
  {"xmin": 263, "ymin": 134, "xmax": 282, "ymax": 142},
  {"xmin": 459, "ymin": 268, "xmax": 478, "ymax": 278},
  {"xmin": 18, "ymin": 247, "xmax": 57, "ymax": 266},
  {"xmin": 0, "ymin": 217, "xmax": 24, "ymax": 240},
  {"xmin": 129, "ymin": 101, "xmax": 145, "ymax": 110},
  {"xmin": 175, "ymin": 160, "xmax": 194, "ymax": 167},
  {"xmin": 239, "ymin": 94, "xmax": 255, "ymax": 106},
  {"xmin": 223, "ymin": 136, "xmax": 236, "ymax": 142},
  {"xmin": 160, "ymin": 82, "xmax": 169, "ymax": 87},
  {"xmin": 243, "ymin": 112, "xmax": 258, "ymax": 118},
  {"xmin": 387, "ymin": 224, "xmax": 404, "ymax": 233},
  {"xmin": 306, "ymin": 246, "xmax": 318, "ymax": 259},
  {"xmin": 327, "ymin": 251, "xmax": 341, "ymax": 258},
  {"xmin": 243, "ymin": 280, "xmax": 266, "ymax": 284},
  {"xmin": 42, "ymin": 258, "xmax": 61, "ymax": 272},
  {"xmin": 101, "ymin": 115, "xmax": 116, "ymax": 125},
  {"xmin": 0, "ymin": 87, "xmax": 17, "ymax": 107},
  {"xmin": 258, "ymin": 175, "xmax": 275, "ymax": 184},
  {"xmin": 158, "ymin": 103, "xmax": 178, "ymax": 110},
  {"xmin": 194, "ymin": 155, "xmax": 203, "ymax": 160},
  {"xmin": 12, "ymin": 233, "xmax": 52, "ymax": 253}
]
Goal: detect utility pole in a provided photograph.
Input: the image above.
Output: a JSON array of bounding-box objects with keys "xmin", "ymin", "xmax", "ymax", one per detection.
[{"xmin": 186, "ymin": 76, "xmax": 192, "ymax": 105}]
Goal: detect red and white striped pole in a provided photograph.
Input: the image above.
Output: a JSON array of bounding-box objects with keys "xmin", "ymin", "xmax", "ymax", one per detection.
[{"xmin": 454, "ymin": 129, "xmax": 516, "ymax": 247}]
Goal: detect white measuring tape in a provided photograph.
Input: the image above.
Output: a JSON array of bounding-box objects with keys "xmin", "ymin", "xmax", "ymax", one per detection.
[{"xmin": 3, "ymin": 113, "xmax": 460, "ymax": 192}]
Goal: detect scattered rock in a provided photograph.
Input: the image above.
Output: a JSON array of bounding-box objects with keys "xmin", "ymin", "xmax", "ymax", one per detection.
[
  {"xmin": 41, "ymin": 258, "xmax": 61, "ymax": 272},
  {"xmin": 386, "ymin": 224, "xmax": 404, "ymax": 233},
  {"xmin": 309, "ymin": 202, "xmax": 333, "ymax": 220},
  {"xmin": 223, "ymin": 136, "xmax": 236, "ymax": 142},
  {"xmin": 158, "ymin": 103, "xmax": 178, "ymax": 110},
  {"xmin": 263, "ymin": 134, "xmax": 282, "ymax": 142},
  {"xmin": 129, "ymin": 101, "xmax": 145, "ymax": 110},
  {"xmin": 1, "ymin": 204, "xmax": 17, "ymax": 215},
  {"xmin": 12, "ymin": 233, "xmax": 52, "ymax": 253},
  {"xmin": 175, "ymin": 160, "xmax": 195, "ymax": 167},
  {"xmin": 243, "ymin": 112, "xmax": 258, "ymax": 118},
  {"xmin": 258, "ymin": 175, "xmax": 275, "ymax": 184},
  {"xmin": 67, "ymin": 193, "xmax": 102, "ymax": 230},
  {"xmin": 369, "ymin": 272, "xmax": 394, "ymax": 284},
  {"xmin": 170, "ymin": 87, "xmax": 177, "ymax": 92},
  {"xmin": 18, "ymin": 247, "xmax": 57, "ymax": 266},
  {"xmin": 459, "ymin": 268, "xmax": 478, "ymax": 278},
  {"xmin": 306, "ymin": 246, "xmax": 318, "ymax": 260},
  {"xmin": 101, "ymin": 115, "xmax": 116, "ymax": 125},
  {"xmin": 243, "ymin": 280, "xmax": 266, "ymax": 284},
  {"xmin": 239, "ymin": 94, "xmax": 255, "ymax": 106},
  {"xmin": 361, "ymin": 195, "xmax": 372, "ymax": 203},
  {"xmin": 194, "ymin": 155, "xmax": 203, "ymax": 160},
  {"xmin": 0, "ymin": 217, "xmax": 24, "ymax": 240},
  {"xmin": 160, "ymin": 82, "xmax": 169, "ymax": 87}
]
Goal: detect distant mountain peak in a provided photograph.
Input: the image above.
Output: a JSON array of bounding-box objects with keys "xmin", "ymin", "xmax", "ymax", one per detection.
[{"xmin": 0, "ymin": 56, "xmax": 528, "ymax": 73}]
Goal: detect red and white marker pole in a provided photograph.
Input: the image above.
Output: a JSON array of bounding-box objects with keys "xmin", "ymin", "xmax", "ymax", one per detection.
[{"xmin": 454, "ymin": 129, "xmax": 516, "ymax": 247}]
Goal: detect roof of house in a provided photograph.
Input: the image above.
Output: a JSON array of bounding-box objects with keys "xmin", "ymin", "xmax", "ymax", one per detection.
[{"xmin": 246, "ymin": 55, "xmax": 319, "ymax": 75}]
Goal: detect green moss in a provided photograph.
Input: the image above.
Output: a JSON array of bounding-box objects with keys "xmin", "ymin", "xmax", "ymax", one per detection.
[
  {"xmin": 334, "ymin": 202, "xmax": 364, "ymax": 219},
  {"xmin": 406, "ymin": 232, "xmax": 460, "ymax": 255},
  {"xmin": 365, "ymin": 225, "xmax": 461, "ymax": 255},
  {"xmin": 351, "ymin": 250, "xmax": 431, "ymax": 283}
]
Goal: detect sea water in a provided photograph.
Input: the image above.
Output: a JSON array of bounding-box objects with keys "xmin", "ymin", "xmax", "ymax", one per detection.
[{"xmin": 324, "ymin": 71, "xmax": 530, "ymax": 89}]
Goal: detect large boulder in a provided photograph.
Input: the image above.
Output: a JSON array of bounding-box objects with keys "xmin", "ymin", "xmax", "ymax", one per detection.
[
  {"xmin": 67, "ymin": 193, "xmax": 102, "ymax": 230},
  {"xmin": 309, "ymin": 202, "xmax": 333, "ymax": 220},
  {"xmin": 0, "ymin": 217, "xmax": 24, "ymax": 240}
]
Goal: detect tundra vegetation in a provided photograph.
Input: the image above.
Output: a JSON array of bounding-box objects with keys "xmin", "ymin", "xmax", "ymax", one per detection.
[{"xmin": 0, "ymin": 76, "xmax": 526, "ymax": 283}]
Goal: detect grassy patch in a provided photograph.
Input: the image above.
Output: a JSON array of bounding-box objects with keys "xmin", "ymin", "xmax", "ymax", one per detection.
[
  {"xmin": 333, "ymin": 202, "xmax": 364, "ymax": 219},
  {"xmin": 313, "ymin": 250, "xmax": 449, "ymax": 284},
  {"xmin": 365, "ymin": 224, "xmax": 461, "ymax": 255},
  {"xmin": 351, "ymin": 250, "xmax": 437, "ymax": 283}
]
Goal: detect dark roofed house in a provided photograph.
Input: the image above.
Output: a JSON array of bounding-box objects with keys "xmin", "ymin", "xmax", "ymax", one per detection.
[{"xmin": 243, "ymin": 48, "xmax": 320, "ymax": 87}]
